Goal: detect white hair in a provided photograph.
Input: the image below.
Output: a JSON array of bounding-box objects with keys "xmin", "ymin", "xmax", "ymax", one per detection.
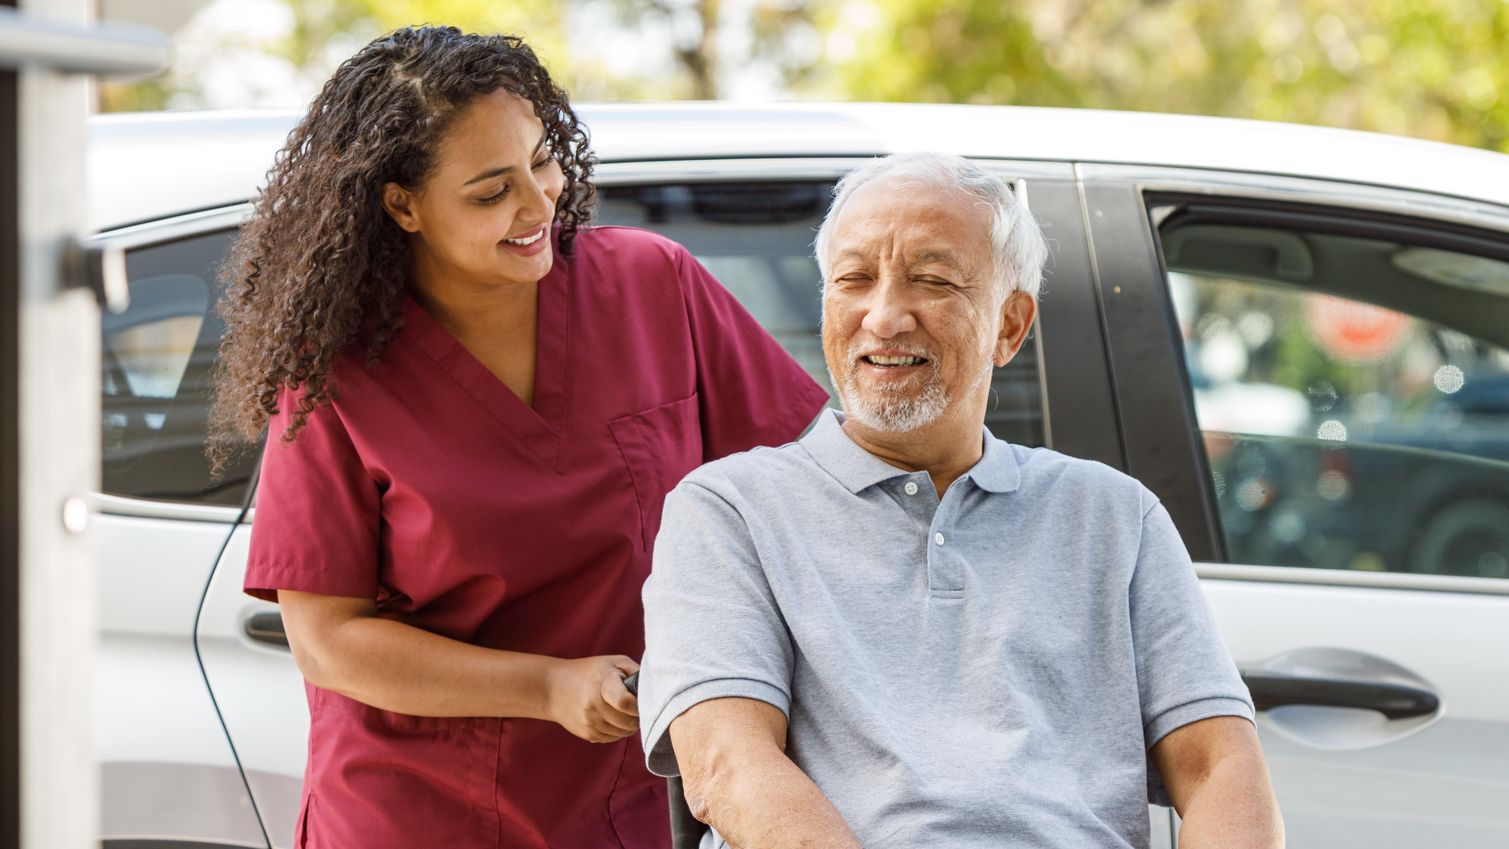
[{"xmin": 814, "ymin": 152, "xmax": 1048, "ymax": 299}]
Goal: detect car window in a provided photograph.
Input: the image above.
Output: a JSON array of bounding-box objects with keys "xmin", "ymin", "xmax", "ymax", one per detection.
[
  {"xmin": 596, "ymin": 181, "xmax": 1046, "ymax": 447},
  {"xmin": 103, "ymin": 229, "xmax": 256, "ymax": 507},
  {"xmin": 1157, "ymin": 213, "xmax": 1509, "ymax": 580}
]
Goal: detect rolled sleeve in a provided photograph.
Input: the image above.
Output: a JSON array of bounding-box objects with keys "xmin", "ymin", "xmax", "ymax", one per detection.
[
  {"xmin": 640, "ymin": 478, "xmax": 795, "ymax": 777},
  {"xmin": 1144, "ymin": 696, "xmax": 1256, "ymax": 749},
  {"xmin": 643, "ymin": 678, "xmax": 791, "ymax": 777},
  {"xmin": 1129, "ymin": 496, "xmax": 1254, "ymax": 804}
]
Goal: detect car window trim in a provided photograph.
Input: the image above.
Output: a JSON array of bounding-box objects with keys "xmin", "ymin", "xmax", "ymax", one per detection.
[
  {"xmin": 1077, "ymin": 163, "xmax": 1509, "ymax": 234},
  {"xmin": 597, "ymin": 157, "xmax": 1076, "ymax": 183},
  {"xmin": 91, "ymin": 491, "xmax": 248, "ymax": 524},
  {"xmin": 90, "ymin": 158, "xmax": 1079, "ymax": 248},
  {"xmin": 1149, "ymin": 196, "xmax": 1509, "ymax": 267},
  {"xmin": 93, "ymin": 205, "xmax": 248, "ymax": 249},
  {"xmin": 1196, "ymin": 562, "xmax": 1509, "ymax": 596},
  {"xmin": 1076, "ymin": 174, "xmax": 1223, "ymax": 560}
]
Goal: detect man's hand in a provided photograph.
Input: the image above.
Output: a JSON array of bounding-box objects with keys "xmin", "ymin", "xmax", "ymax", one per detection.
[
  {"xmin": 545, "ymin": 655, "xmax": 640, "ymax": 743},
  {"xmin": 1152, "ymin": 716, "xmax": 1284, "ymax": 848},
  {"xmin": 670, "ymin": 697, "xmax": 861, "ymax": 849}
]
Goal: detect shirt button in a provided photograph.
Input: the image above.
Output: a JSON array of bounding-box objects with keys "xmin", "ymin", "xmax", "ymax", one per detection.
[
  {"xmin": 934, "ymin": 532, "xmax": 945, "ymax": 546},
  {"xmin": 903, "ymin": 481, "xmax": 919, "ymax": 496}
]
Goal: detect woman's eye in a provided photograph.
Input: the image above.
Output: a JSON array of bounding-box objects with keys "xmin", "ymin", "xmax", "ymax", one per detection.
[
  {"xmin": 532, "ymin": 152, "xmax": 556, "ymax": 170},
  {"xmin": 476, "ymin": 186, "xmax": 509, "ymax": 205}
]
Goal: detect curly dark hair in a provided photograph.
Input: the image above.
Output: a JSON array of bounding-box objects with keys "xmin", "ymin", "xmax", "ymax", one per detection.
[{"xmin": 207, "ymin": 26, "xmax": 595, "ymax": 475}]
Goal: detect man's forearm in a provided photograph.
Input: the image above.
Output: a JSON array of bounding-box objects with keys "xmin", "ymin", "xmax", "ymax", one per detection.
[
  {"xmin": 1175, "ymin": 752, "xmax": 1284, "ymax": 849},
  {"xmin": 687, "ymin": 743, "xmax": 860, "ymax": 849}
]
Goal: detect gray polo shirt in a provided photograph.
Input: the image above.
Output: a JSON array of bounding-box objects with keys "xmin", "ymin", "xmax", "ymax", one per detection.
[{"xmin": 640, "ymin": 410, "xmax": 1253, "ymax": 849}]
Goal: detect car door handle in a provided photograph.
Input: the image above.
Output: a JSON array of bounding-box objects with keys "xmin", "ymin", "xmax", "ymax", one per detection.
[
  {"xmin": 243, "ymin": 611, "xmax": 289, "ymax": 648},
  {"xmin": 1241, "ymin": 670, "xmax": 1439, "ymax": 719}
]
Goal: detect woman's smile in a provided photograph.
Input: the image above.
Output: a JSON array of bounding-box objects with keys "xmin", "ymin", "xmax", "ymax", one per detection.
[{"xmin": 500, "ymin": 225, "xmax": 550, "ymax": 256}]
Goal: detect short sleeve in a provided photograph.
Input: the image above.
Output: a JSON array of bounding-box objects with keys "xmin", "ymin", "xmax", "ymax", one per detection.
[
  {"xmin": 639, "ymin": 479, "xmax": 795, "ymax": 777},
  {"xmin": 1130, "ymin": 496, "xmax": 1255, "ymax": 805},
  {"xmin": 243, "ymin": 387, "xmax": 381, "ymax": 602},
  {"xmin": 675, "ymin": 247, "xmax": 830, "ymax": 461}
]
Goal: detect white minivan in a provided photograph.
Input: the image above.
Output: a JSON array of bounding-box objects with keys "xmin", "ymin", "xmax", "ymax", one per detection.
[{"xmin": 90, "ymin": 104, "xmax": 1509, "ymax": 849}]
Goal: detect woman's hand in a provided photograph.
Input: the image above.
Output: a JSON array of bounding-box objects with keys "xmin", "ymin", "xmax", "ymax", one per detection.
[
  {"xmin": 279, "ymin": 591, "xmax": 636, "ymax": 726},
  {"xmin": 545, "ymin": 655, "xmax": 640, "ymax": 743}
]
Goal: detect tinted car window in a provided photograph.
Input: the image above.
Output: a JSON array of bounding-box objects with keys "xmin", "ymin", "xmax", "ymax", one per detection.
[
  {"xmin": 596, "ymin": 182, "xmax": 1045, "ymax": 447},
  {"xmin": 103, "ymin": 229, "xmax": 256, "ymax": 506},
  {"xmin": 1158, "ymin": 217, "xmax": 1509, "ymax": 579}
]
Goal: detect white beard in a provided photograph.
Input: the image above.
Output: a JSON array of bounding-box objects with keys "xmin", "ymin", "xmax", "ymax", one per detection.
[
  {"xmin": 839, "ymin": 366, "xmax": 949, "ymax": 432},
  {"xmin": 831, "ymin": 348, "xmax": 995, "ymax": 434}
]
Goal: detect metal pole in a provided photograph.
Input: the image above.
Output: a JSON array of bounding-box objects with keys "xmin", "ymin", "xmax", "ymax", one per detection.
[
  {"xmin": 15, "ymin": 2, "xmax": 97, "ymax": 846},
  {"xmin": 1, "ymin": 3, "xmax": 166, "ymax": 849},
  {"xmin": 1, "ymin": 22, "xmax": 22, "ymax": 849},
  {"xmin": 0, "ymin": 6, "xmax": 169, "ymax": 75}
]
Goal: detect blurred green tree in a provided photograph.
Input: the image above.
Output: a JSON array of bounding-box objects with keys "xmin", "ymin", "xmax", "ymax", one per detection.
[
  {"xmin": 803, "ymin": 0, "xmax": 1509, "ymax": 152},
  {"xmin": 100, "ymin": 0, "xmax": 823, "ymax": 109},
  {"xmin": 96, "ymin": 0, "xmax": 1509, "ymax": 156},
  {"xmin": 272, "ymin": 0, "xmax": 570, "ymax": 86},
  {"xmin": 560, "ymin": 0, "xmax": 821, "ymax": 98}
]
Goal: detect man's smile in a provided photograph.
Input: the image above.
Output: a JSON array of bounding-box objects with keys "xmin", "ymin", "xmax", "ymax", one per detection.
[
  {"xmin": 862, "ymin": 354, "xmax": 928, "ymax": 367},
  {"xmin": 852, "ymin": 345, "xmax": 936, "ymax": 385}
]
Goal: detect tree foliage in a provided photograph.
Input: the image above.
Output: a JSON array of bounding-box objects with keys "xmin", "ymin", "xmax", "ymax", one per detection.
[
  {"xmin": 274, "ymin": 0, "xmax": 568, "ymax": 84},
  {"xmin": 803, "ymin": 0, "xmax": 1509, "ymax": 152},
  {"xmin": 103, "ymin": 0, "xmax": 1509, "ymax": 157}
]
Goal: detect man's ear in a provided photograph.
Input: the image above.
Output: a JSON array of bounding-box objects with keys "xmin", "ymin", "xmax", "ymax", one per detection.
[
  {"xmin": 993, "ymin": 290, "xmax": 1038, "ymax": 367},
  {"xmin": 381, "ymin": 182, "xmax": 422, "ymax": 233}
]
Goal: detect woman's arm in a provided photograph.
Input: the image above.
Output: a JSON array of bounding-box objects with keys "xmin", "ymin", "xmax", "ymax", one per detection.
[{"xmin": 279, "ymin": 589, "xmax": 639, "ymax": 743}]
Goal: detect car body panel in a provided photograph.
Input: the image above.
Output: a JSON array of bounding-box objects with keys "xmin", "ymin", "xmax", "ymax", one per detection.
[
  {"xmin": 89, "ymin": 104, "xmax": 1509, "ymax": 232},
  {"xmin": 1203, "ymin": 578, "xmax": 1509, "ymax": 845},
  {"xmin": 93, "ymin": 510, "xmax": 265, "ymax": 847},
  {"xmin": 198, "ymin": 523, "xmax": 304, "ymax": 848}
]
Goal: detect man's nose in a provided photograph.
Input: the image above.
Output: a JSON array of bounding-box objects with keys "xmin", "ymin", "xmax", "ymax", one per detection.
[{"xmin": 859, "ymin": 277, "xmax": 918, "ymax": 339}]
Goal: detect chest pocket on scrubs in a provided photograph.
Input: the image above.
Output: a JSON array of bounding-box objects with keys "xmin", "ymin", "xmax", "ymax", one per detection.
[{"xmin": 610, "ymin": 393, "xmax": 704, "ymax": 552}]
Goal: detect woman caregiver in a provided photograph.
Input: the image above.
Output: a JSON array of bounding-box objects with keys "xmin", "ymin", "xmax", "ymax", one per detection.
[{"xmin": 208, "ymin": 25, "xmax": 828, "ymax": 849}]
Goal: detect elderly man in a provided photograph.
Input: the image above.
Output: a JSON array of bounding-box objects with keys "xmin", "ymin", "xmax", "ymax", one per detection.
[{"xmin": 638, "ymin": 153, "xmax": 1283, "ymax": 849}]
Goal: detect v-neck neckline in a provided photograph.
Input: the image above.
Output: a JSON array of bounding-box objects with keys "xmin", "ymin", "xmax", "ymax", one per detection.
[{"xmin": 400, "ymin": 255, "xmax": 572, "ymax": 468}]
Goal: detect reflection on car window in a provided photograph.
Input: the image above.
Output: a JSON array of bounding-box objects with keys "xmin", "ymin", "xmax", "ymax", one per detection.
[
  {"xmin": 1161, "ymin": 219, "xmax": 1509, "ymax": 580},
  {"xmin": 597, "ymin": 182, "xmax": 1046, "ymax": 447},
  {"xmin": 103, "ymin": 230, "xmax": 256, "ymax": 507},
  {"xmin": 107, "ymin": 274, "xmax": 207, "ymax": 399}
]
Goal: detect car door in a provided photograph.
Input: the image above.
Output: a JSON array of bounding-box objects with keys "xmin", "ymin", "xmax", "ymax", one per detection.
[
  {"xmin": 1080, "ymin": 163, "xmax": 1509, "ymax": 847},
  {"xmin": 197, "ymin": 157, "xmax": 1158, "ymax": 847},
  {"xmin": 92, "ymin": 213, "xmax": 267, "ymax": 848}
]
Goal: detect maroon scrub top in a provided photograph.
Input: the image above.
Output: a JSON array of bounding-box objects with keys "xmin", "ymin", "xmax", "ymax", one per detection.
[{"xmin": 244, "ymin": 226, "xmax": 829, "ymax": 849}]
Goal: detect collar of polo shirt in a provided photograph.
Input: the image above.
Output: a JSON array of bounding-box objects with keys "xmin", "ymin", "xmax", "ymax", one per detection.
[{"xmin": 801, "ymin": 409, "xmax": 1021, "ymax": 495}]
